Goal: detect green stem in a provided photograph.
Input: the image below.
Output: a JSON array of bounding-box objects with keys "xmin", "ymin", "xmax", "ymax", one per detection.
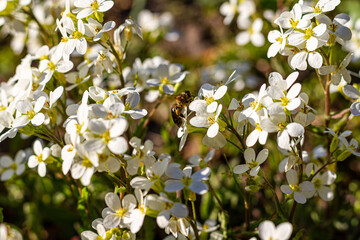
[
  {"xmin": 107, "ymin": 40, "xmax": 125, "ymax": 88},
  {"xmin": 207, "ymin": 180, "xmax": 224, "ymax": 212}
]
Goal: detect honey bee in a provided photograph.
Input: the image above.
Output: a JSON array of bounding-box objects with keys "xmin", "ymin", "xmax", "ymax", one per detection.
[{"xmin": 171, "ymin": 91, "xmax": 193, "ymax": 127}]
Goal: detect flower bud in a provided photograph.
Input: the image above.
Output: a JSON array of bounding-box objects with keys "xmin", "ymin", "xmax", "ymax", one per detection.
[
  {"xmin": 125, "ymin": 26, "xmax": 132, "ymax": 41},
  {"xmin": 330, "ymin": 137, "xmax": 340, "ymax": 153},
  {"xmin": 337, "ymin": 150, "xmax": 351, "ymax": 161}
]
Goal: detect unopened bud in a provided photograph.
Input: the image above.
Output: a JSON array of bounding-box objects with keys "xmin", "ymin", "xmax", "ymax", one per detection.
[
  {"xmin": 125, "ymin": 26, "xmax": 132, "ymax": 41},
  {"xmin": 337, "ymin": 150, "xmax": 351, "ymax": 161},
  {"xmin": 330, "ymin": 137, "xmax": 340, "ymax": 153}
]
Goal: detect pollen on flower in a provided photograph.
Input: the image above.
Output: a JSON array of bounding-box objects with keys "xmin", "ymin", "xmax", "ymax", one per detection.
[
  {"xmin": 313, "ymin": 5, "xmax": 322, "ymax": 13},
  {"xmin": 90, "ymin": 0, "xmax": 99, "ymax": 11},
  {"xmin": 27, "ymin": 110, "xmax": 36, "ymax": 119},
  {"xmin": 249, "ymin": 100, "xmax": 257, "ymax": 110},
  {"xmin": 304, "ymin": 28, "xmax": 314, "ymax": 40},
  {"xmin": 161, "ymin": 76, "xmax": 169, "ymax": 85},
  {"xmin": 289, "ymin": 18, "xmax": 299, "ymax": 28},
  {"xmin": 275, "ymin": 36, "xmax": 283, "ymax": 44},
  {"xmin": 0, "ymin": 106, "xmax": 7, "ymax": 111},
  {"xmin": 61, "ymin": 37, "xmax": 68, "ymax": 42},
  {"xmin": 207, "ymin": 116, "xmax": 215, "ymax": 124},
  {"xmin": 277, "ymin": 122, "xmax": 286, "ymax": 131},
  {"xmin": 205, "ymin": 96, "xmax": 214, "ymax": 105},
  {"xmin": 280, "ymin": 96, "xmax": 289, "ymax": 106},
  {"xmin": 73, "ymin": 31, "xmax": 83, "ymax": 40},
  {"xmin": 248, "ymin": 160, "xmax": 259, "ymax": 169},
  {"xmin": 290, "ymin": 184, "xmax": 300, "ymax": 192},
  {"xmin": 48, "ymin": 61, "xmax": 56, "ymax": 71},
  {"xmin": 37, "ymin": 154, "xmax": 43, "ymax": 163},
  {"xmin": 255, "ymin": 123, "xmax": 262, "ymax": 131},
  {"xmin": 100, "ymin": 131, "xmax": 111, "ymax": 143},
  {"xmin": 82, "ymin": 158, "xmax": 93, "ymax": 168},
  {"xmin": 116, "ymin": 208, "xmax": 126, "ymax": 217}
]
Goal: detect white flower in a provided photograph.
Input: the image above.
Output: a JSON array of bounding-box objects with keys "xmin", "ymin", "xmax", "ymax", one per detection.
[
  {"xmin": 190, "ymin": 83, "xmax": 228, "ymax": 113},
  {"xmin": 233, "ymin": 148, "xmax": 268, "ymax": 176},
  {"xmin": 319, "ymin": 52, "xmax": 353, "ymax": 85},
  {"xmin": 38, "ymin": 47, "xmax": 74, "ymax": 85},
  {"xmin": 147, "ymin": 193, "xmax": 188, "ymax": 230},
  {"xmin": 202, "ymin": 132, "xmax": 227, "ymax": 150},
  {"xmin": 267, "ymin": 78, "xmax": 302, "ymax": 112},
  {"xmin": 165, "ymin": 166, "xmax": 211, "ymax": 195},
  {"xmin": 125, "ymin": 137, "xmax": 156, "ymax": 176},
  {"xmin": 0, "ymin": 150, "xmax": 26, "ymax": 181},
  {"xmin": 274, "ymin": 3, "xmax": 310, "ymax": 30},
  {"xmin": 302, "ymin": 0, "xmax": 341, "ymax": 20},
  {"xmin": 190, "ymin": 104, "xmax": 223, "ymax": 138},
  {"xmin": 306, "ymin": 163, "xmax": 336, "ymax": 201},
  {"xmin": 13, "ymin": 97, "xmax": 46, "ymax": 128},
  {"xmin": 84, "ymin": 118, "xmax": 128, "ymax": 155},
  {"xmin": 118, "ymin": 18, "xmax": 143, "ymax": 40},
  {"xmin": 267, "ymin": 29, "xmax": 288, "ymax": 58},
  {"xmin": 219, "ymin": 0, "xmax": 238, "ymax": 25},
  {"xmin": 65, "ymin": 61, "xmax": 90, "ymax": 91},
  {"xmin": 28, "ymin": 140, "xmax": 51, "ymax": 177},
  {"xmin": 94, "ymin": 50, "xmax": 113, "ymax": 77},
  {"xmin": 71, "ymin": 144, "xmax": 99, "ymax": 186},
  {"xmin": 130, "ymin": 155, "xmax": 171, "ymax": 192},
  {"xmin": 343, "ymin": 84, "xmax": 360, "ymax": 115},
  {"xmin": 317, "ymin": 13, "xmax": 352, "ymax": 45},
  {"xmin": 85, "ymin": 18, "xmax": 116, "ymax": 41},
  {"xmin": 81, "ymin": 219, "xmax": 108, "ymax": 240},
  {"xmin": 146, "ymin": 64, "xmax": 188, "ymax": 95},
  {"xmin": 128, "ymin": 189, "xmax": 147, "ymax": 233},
  {"xmin": 236, "ymin": 18, "xmax": 265, "ymax": 47},
  {"xmin": 74, "ymin": 0, "xmax": 114, "ymax": 19},
  {"xmin": 280, "ymin": 169, "xmax": 315, "ymax": 204},
  {"xmin": 258, "ymin": 220, "xmax": 293, "ymax": 240},
  {"xmin": 245, "ymin": 116, "xmax": 269, "ymax": 147},
  {"xmin": 288, "ymin": 23, "xmax": 329, "ymax": 51},
  {"xmin": 103, "ymin": 192, "xmax": 137, "ymax": 229},
  {"xmin": 188, "ymin": 150, "xmax": 215, "ymax": 168},
  {"xmin": 261, "ymin": 114, "xmax": 304, "ymax": 151},
  {"xmin": 64, "ymin": 19, "xmax": 87, "ymax": 55}
]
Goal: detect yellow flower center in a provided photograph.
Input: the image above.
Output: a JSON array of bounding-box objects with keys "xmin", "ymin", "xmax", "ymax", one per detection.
[
  {"xmin": 277, "ymin": 122, "xmax": 286, "ymax": 131},
  {"xmin": 37, "ymin": 154, "xmax": 43, "ymax": 163},
  {"xmin": 255, "ymin": 123, "xmax": 262, "ymax": 131},
  {"xmin": 82, "ymin": 158, "xmax": 93, "ymax": 168},
  {"xmin": 0, "ymin": 106, "xmax": 7, "ymax": 111},
  {"xmin": 304, "ymin": 28, "xmax": 314, "ymax": 40},
  {"xmin": 73, "ymin": 30, "xmax": 83, "ymax": 40},
  {"xmin": 275, "ymin": 36, "xmax": 283, "ymax": 44},
  {"xmin": 248, "ymin": 159, "xmax": 258, "ymax": 169},
  {"xmin": 280, "ymin": 96, "xmax": 289, "ymax": 106},
  {"xmin": 161, "ymin": 76, "xmax": 169, "ymax": 85},
  {"xmin": 290, "ymin": 184, "xmax": 300, "ymax": 192},
  {"xmin": 116, "ymin": 208, "xmax": 126, "ymax": 217},
  {"xmin": 90, "ymin": 0, "xmax": 99, "ymax": 11},
  {"xmin": 100, "ymin": 131, "xmax": 111, "ymax": 143},
  {"xmin": 289, "ymin": 18, "xmax": 299, "ymax": 28},
  {"xmin": 205, "ymin": 96, "xmax": 214, "ymax": 105},
  {"xmin": 39, "ymin": 55, "xmax": 48, "ymax": 61},
  {"xmin": 48, "ymin": 61, "xmax": 56, "ymax": 72},
  {"xmin": 27, "ymin": 110, "xmax": 36, "ymax": 119},
  {"xmin": 313, "ymin": 5, "xmax": 322, "ymax": 13}
]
